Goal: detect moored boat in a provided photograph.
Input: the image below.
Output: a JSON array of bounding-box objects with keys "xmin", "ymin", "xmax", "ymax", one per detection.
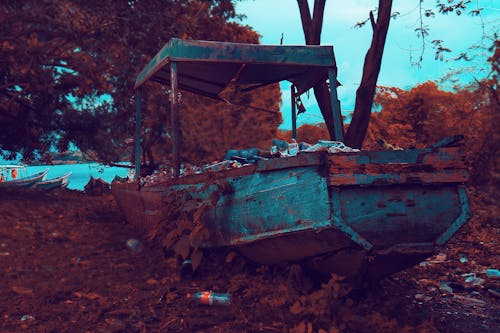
[
  {"xmin": 32, "ymin": 172, "xmax": 72, "ymax": 191},
  {"xmin": 0, "ymin": 167, "xmax": 49, "ymax": 188}
]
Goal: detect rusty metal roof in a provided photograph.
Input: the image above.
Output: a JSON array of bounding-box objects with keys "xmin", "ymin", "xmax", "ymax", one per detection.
[{"xmin": 134, "ymin": 38, "xmax": 337, "ymax": 97}]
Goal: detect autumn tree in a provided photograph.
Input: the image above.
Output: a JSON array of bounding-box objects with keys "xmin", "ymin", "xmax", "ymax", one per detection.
[
  {"xmin": 277, "ymin": 123, "xmax": 329, "ymax": 144},
  {"xmin": 296, "ymin": 0, "xmax": 486, "ymax": 149},
  {"xmin": 366, "ymin": 41, "xmax": 499, "ymax": 185},
  {"xmin": 0, "ymin": 0, "xmax": 282, "ymax": 164},
  {"xmin": 0, "ymin": 1, "xmax": 114, "ymax": 160}
]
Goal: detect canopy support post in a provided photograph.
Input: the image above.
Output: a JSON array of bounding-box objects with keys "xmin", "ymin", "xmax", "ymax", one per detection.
[
  {"xmin": 170, "ymin": 62, "xmax": 180, "ymax": 177},
  {"xmin": 328, "ymin": 68, "xmax": 344, "ymax": 142},
  {"xmin": 291, "ymin": 85, "xmax": 297, "ymax": 140},
  {"xmin": 134, "ymin": 90, "xmax": 141, "ymax": 181}
]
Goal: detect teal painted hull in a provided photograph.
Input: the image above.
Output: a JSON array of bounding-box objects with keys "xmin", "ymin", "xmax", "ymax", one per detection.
[{"xmin": 112, "ymin": 148, "xmax": 471, "ymax": 280}]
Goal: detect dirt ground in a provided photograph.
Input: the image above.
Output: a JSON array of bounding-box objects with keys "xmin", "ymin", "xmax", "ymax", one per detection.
[{"xmin": 0, "ymin": 186, "xmax": 498, "ymax": 333}]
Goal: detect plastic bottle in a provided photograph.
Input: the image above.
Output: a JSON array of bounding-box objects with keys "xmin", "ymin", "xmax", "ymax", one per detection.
[
  {"xmin": 288, "ymin": 139, "xmax": 299, "ymax": 156},
  {"xmin": 126, "ymin": 238, "xmax": 144, "ymax": 253},
  {"xmin": 190, "ymin": 291, "xmax": 231, "ymax": 305}
]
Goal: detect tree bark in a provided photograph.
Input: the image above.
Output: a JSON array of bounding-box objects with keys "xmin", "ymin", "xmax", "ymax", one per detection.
[
  {"xmin": 297, "ymin": 0, "xmax": 340, "ymax": 141},
  {"xmin": 344, "ymin": 0, "xmax": 393, "ymax": 148}
]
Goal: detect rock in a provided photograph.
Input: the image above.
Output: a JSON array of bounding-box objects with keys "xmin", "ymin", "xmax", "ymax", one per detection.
[{"xmin": 126, "ymin": 238, "xmax": 144, "ymax": 253}]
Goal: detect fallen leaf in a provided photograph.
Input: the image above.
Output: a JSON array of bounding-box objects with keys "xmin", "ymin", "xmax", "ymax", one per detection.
[
  {"xmin": 146, "ymin": 278, "xmax": 158, "ymax": 285},
  {"xmin": 11, "ymin": 286, "xmax": 33, "ymax": 296}
]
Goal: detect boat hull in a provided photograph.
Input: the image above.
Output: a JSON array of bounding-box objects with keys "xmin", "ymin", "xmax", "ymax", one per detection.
[
  {"xmin": 0, "ymin": 169, "xmax": 49, "ymax": 188},
  {"xmin": 32, "ymin": 172, "xmax": 71, "ymax": 191},
  {"xmin": 112, "ymin": 147, "xmax": 471, "ymax": 280}
]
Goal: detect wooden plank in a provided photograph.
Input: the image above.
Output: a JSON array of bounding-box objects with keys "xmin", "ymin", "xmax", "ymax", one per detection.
[
  {"xmin": 328, "ymin": 147, "xmax": 466, "ymax": 168},
  {"xmin": 170, "ymin": 62, "xmax": 180, "ymax": 177},
  {"xmin": 328, "ymin": 68, "xmax": 344, "ymax": 141},
  {"xmin": 256, "ymin": 152, "xmax": 324, "ymax": 172},
  {"xmin": 328, "ymin": 169, "xmax": 468, "ymax": 186},
  {"xmin": 134, "ymin": 91, "xmax": 141, "ymax": 180},
  {"xmin": 291, "ymin": 84, "xmax": 297, "ymax": 140},
  {"xmin": 329, "ymin": 161, "xmax": 466, "ymax": 174},
  {"xmin": 143, "ymin": 165, "xmax": 257, "ymax": 188}
]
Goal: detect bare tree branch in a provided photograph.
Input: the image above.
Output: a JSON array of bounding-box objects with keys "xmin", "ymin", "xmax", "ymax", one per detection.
[
  {"xmin": 369, "ymin": 10, "xmax": 376, "ymax": 30},
  {"xmin": 344, "ymin": 0, "xmax": 393, "ymax": 148},
  {"xmin": 297, "ymin": 0, "xmax": 312, "ymax": 40}
]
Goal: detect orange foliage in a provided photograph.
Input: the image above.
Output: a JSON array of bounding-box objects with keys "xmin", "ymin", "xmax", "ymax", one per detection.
[
  {"xmin": 278, "ymin": 123, "xmax": 330, "ymax": 144},
  {"xmin": 367, "ymin": 72, "xmax": 499, "ymax": 186},
  {"xmin": 145, "ymin": 84, "xmax": 282, "ymax": 165}
]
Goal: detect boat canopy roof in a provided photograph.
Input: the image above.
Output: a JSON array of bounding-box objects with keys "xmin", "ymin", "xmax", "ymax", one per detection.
[{"xmin": 134, "ymin": 38, "xmax": 338, "ymax": 97}]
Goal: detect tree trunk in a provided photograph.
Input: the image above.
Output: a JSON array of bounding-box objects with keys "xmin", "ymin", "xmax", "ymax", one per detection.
[
  {"xmin": 297, "ymin": 0, "xmax": 340, "ymax": 141},
  {"xmin": 344, "ymin": 0, "xmax": 393, "ymax": 149}
]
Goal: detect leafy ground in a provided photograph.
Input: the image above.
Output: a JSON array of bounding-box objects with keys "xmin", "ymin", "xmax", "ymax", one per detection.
[{"xmin": 0, "ymin": 186, "xmax": 498, "ymax": 332}]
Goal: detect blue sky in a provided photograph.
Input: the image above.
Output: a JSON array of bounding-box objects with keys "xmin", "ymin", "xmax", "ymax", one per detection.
[{"xmin": 234, "ymin": 0, "xmax": 499, "ymax": 129}]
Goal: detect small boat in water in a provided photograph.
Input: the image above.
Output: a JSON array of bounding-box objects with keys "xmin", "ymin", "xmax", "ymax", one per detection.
[
  {"xmin": 32, "ymin": 172, "xmax": 72, "ymax": 191},
  {"xmin": 0, "ymin": 167, "xmax": 49, "ymax": 188}
]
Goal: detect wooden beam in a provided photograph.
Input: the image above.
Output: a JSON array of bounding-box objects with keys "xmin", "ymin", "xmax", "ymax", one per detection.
[
  {"xmin": 328, "ymin": 68, "xmax": 344, "ymax": 141},
  {"xmin": 134, "ymin": 90, "xmax": 141, "ymax": 181},
  {"xmin": 291, "ymin": 85, "xmax": 297, "ymax": 140},
  {"xmin": 171, "ymin": 62, "xmax": 180, "ymax": 177}
]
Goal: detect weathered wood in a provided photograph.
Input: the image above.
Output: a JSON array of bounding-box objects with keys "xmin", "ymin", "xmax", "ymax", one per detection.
[
  {"xmin": 327, "ymin": 147, "xmax": 467, "ymax": 185},
  {"xmin": 328, "ymin": 147, "xmax": 466, "ymax": 169},
  {"xmin": 134, "ymin": 91, "xmax": 141, "ymax": 180},
  {"xmin": 329, "ymin": 162, "xmax": 466, "ymax": 175},
  {"xmin": 333, "ymin": 184, "xmax": 464, "ymax": 247},
  {"xmin": 170, "ymin": 62, "xmax": 180, "ymax": 177},
  {"xmin": 329, "ymin": 170, "xmax": 468, "ymax": 186},
  {"xmin": 113, "ymin": 155, "xmax": 471, "ymax": 281},
  {"xmin": 328, "ymin": 68, "xmax": 344, "ymax": 141},
  {"xmin": 291, "ymin": 85, "xmax": 297, "ymax": 140},
  {"xmin": 256, "ymin": 152, "xmax": 324, "ymax": 172}
]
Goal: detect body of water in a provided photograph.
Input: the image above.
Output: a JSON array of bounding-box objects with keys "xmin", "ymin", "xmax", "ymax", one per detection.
[{"xmin": 12, "ymin": 163, "xmax": 131, "ymax": 191}]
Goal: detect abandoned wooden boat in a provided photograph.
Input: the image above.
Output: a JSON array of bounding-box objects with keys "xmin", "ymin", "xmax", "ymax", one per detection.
[
  {"xmin": 112, "ymin": 39, "xmax": 471, "ymax": 280},
  {"xmin": 32, "ymin": 172, "xmax": 71, "ymax": 191},
  {"xmin": 0, "ymin": 168, "xmax": 49, "ymax": 188}
]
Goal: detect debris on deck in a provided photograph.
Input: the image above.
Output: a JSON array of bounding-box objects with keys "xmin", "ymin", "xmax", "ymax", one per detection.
[{"xmin": 138, "ymin": 139, "xmax": 360, "ymax": 187}]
